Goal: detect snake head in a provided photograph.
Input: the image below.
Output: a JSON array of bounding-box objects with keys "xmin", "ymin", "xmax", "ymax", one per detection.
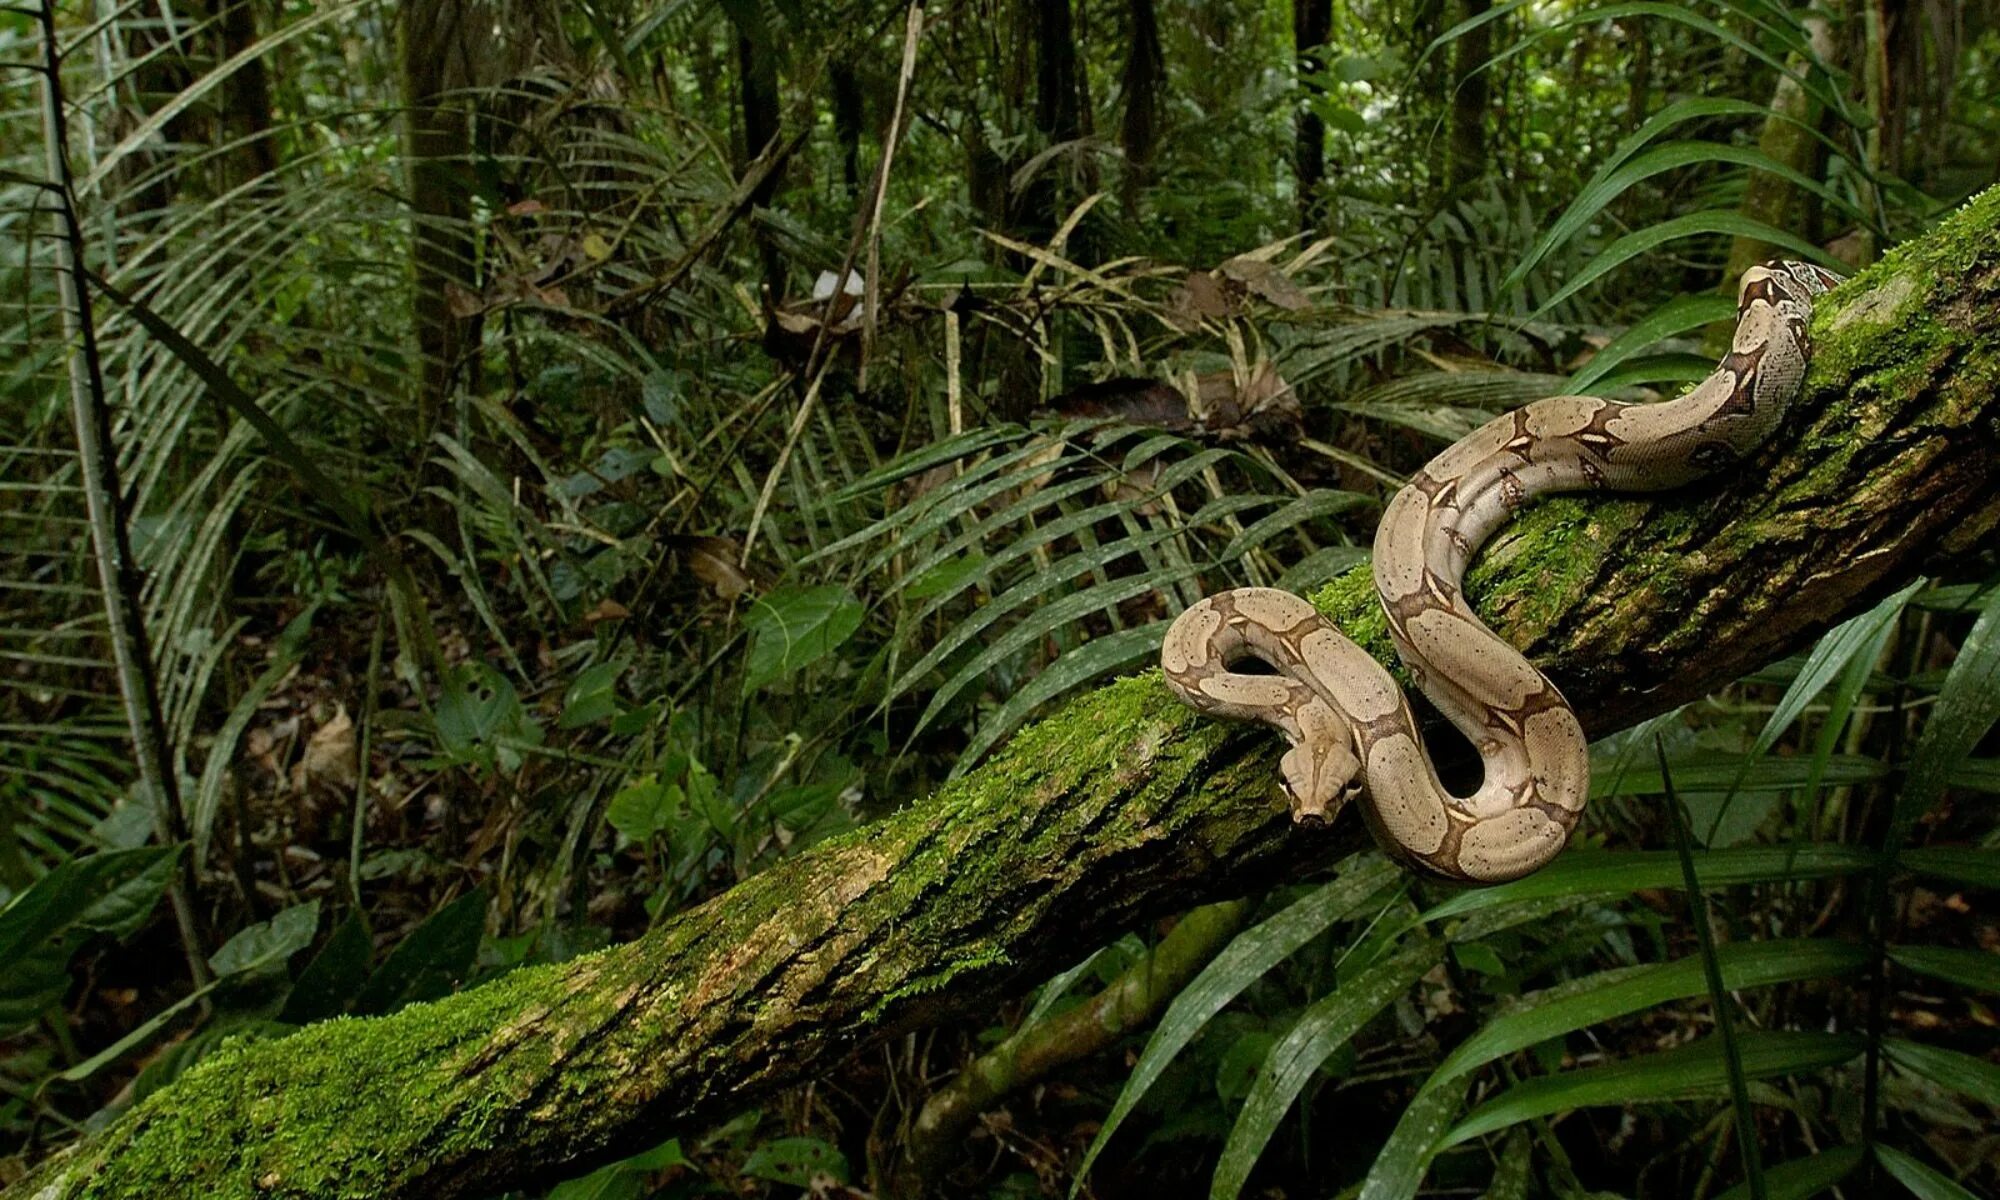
[{"xmin": 1278, "ymin": 710, "xmax": 1364, "ymax": 827}]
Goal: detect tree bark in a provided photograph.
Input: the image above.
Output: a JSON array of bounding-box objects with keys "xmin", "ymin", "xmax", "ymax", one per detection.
[
  {"xmin": 1293, "ymin": 0, "xmax": 1332, "ymax": 231},
  {"xmin": 729, "ymin": 7, "xmax": 784, "ymax": 298},
  {"xmin": 12, "ymin": 188, "xmax": 2000, "ymax": 1200},
  {"xmin": 1446, "ymin": 0, "xmax": 1494, "ymax": 193},
  {"xmin": 831, "ymin": 61, "xmax": 865, "ymax": 200},
  {"xmin": 400, "ymin": 0, "xmax": 484, "ymax": 434},
  {"xmin": 213, "ymin": 0, "xmax": 279, "ymax": 187},
  {"xmin": 1118, "ymin": 0, "xmax": 1163, "ymax": 216},
  {"xmin": 1033, "ymin": 0, "xmax": 1080, "ymax": 143}
]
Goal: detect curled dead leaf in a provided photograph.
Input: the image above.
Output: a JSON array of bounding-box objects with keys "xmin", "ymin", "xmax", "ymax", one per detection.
[
  {"xmin": 583, "ymin": 598, "xmax": 631, "ymax": 624},
  {"xmin": 298, "ymin": 704, "xmax": 357, "ymax": 792},
  {"xmin": 681, "ymin": 536, "xmax": 751, "ymax": 600},
  {"xmin": 1219, "ymin": 255, "xmax": 1311, "ymax": 310},
  {"xmin": 1165, "ymin": 270, "xmax": 1235, "ymax": 328}
]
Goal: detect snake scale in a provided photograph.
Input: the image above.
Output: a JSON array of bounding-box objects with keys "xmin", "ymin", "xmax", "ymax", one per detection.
[{"xmin": 1160, "ymin": 260, "xmax": 1844, "ymax": 884}]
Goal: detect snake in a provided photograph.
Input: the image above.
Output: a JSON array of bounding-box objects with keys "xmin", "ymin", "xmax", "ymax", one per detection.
[{"xmin": 1160, "ymin": 260, "xmax": 1843, "ymax": 884}]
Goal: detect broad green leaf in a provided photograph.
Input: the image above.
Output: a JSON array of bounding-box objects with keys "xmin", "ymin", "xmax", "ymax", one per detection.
[
  {"xmin": 1887, "ymin": 946, "xmax": 2000, "ymax": 994},
  {"xmin": 1212, "ymin": 937, "xmax": 1444, "ymax": 1200},
  {"xmin": 545, "ymin": 1162, "xmax": 643, "ymax": 1200},
  {"xmin": 1710, "ymin": 1146, "xmax": 1863, "ymax": 1200},
  {"xmin": 0, "ymin": 847, "xmax": 181, "ymax": 968},
  {"xmin": 903, "ymin": 553, "xmax": 988, "ymax": 600},
  {"xmin": 1442, "ymin": 1032, "xmax": 1864, "ymax": 1147},
  {"xmin": 741, "ymin": 1136, "xmax": 848, "ymax": 1186},
  {"xmin": 1875, "ymin": 1145, "xmax": 1982, "ymax": 1200},
  {"xmin": 433, "ymin": 663, "xmax": 541, "ymax": 772},
  {"xmin": 353, "ymin": 891, "xmax": 488, "ymax": 1015},
  {"xmin": 559, "ymin": 661, "xmax": 625, "ymax": 729},
  {"xmin": 72, "ymin": 848, "xmax": 186, "ymax": 943},
  {"xmin": 209, "ymin": 900, "xmax": 320, "ymax": 978},
  {"xmin": 1883, "ymin": 1039, "xmax": 2000, "ymax": 1107},
  {"xmin": 606, "ymin": 776, "xmax": 680, "ymax": 843},
  {"xmin": 1421, "ymin": 845, "xmax": 1875, "ymax": 924},
  {"xmin": 280, "ymin": 911, "xmax": 373, "ymax": 1025},
  {"xmin": 742, "ymin": 585, "xmax": 864, "ymax": 693},
  {"xmin": 1480, "ymin": 1130, "xmax": 1532, "ymax": 1200},
  {"xmin": 1073, "ymin": 856, "xmax": 1402, "ymax": 1193}
]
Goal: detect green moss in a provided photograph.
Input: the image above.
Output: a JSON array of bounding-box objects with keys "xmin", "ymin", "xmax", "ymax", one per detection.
[{"xmin": 864, "ymin": 945, "xmax": 1014, "ymax": 1022}]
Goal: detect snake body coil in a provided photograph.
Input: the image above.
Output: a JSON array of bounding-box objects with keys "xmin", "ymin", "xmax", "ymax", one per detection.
[{"xmin": 1160, "ymin": 261, "xmax": 1843, "ymax": 883}]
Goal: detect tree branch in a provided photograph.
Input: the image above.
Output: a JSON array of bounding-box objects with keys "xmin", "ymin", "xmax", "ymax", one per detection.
[{"xmin": 15, "ymin": 187, "xmax": 1999, "ymax": 1200}]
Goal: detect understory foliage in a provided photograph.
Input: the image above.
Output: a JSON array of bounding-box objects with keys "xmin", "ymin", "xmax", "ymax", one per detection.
[{"xmin": 1, "ymin": 1, "xmax": 1997, "ymax": 1198}]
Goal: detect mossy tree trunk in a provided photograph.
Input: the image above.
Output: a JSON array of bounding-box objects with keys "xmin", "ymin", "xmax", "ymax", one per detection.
[{"xmin": 12, "ymin": 190, "xmax": 2000, "ymax": 1200}]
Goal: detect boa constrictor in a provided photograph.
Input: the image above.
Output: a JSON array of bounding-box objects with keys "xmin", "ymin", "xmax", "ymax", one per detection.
[{"xmin": 1160, "ymin": 260, "xmax": 1844, "ymax": 884}]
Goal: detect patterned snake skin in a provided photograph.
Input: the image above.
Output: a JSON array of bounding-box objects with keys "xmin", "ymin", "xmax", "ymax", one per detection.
[{"xmin": 1160, "ymin": 261, "xmax": 1844, "ymax": 883}]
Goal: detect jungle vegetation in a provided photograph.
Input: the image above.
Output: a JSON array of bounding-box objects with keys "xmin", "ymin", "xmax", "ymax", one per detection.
[{"xmin": 1, "ymin": 1, "xmax": 1998, "ymax": 1198}]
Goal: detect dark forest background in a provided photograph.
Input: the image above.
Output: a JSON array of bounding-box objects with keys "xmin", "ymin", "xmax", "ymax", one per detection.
[{"xmin": 3, "ymin": 1, "xmax": 1999, "ymax": 1197}]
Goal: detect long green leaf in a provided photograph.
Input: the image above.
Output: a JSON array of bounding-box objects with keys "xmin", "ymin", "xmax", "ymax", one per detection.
[
  {"xmin": 1503, "ymin": 97, "xmax": 1772, "ymax": 293},
  {"xmin": 1876, "ymin": 1145, "xmax": 1983, "ymax": 1200},
  {"xmin": 1568, "ymin": 294, "xmax": 1736, "ymax": 395},
  {"xmin": 1211, "ymin": 937, "xmax": 1444, "ymax": 1200},
  {"xmin": 1532, "ymin": 213, "xmax": 1833, "ymax": 319},
  {"xmin": 1887, "ymin": 946, "xmax": 2000, "ymax": 994},
  {"xmin": 1442, "ymin": 1032, "xmax": 1864, "ymax": 1148},
  {"xmin": 1710, "ymin": 1146, "xmax": 1864, "ymax": 1200},
  {"xmin": 1883, "ymin": 1039, "xmax": 2000, "ymax": 1108},
  {"xmin": 1357, "ymin": 1076, "xmax": 1468, "ymax": 1200},
  {"xmin": 1421, "ymin": 845, "xmax": 1875, "ymax": 924},
  {"xmin": 955, "ymin": 625, "xmax": 1165, "ymax": 772},
  {"xmin": 1754, "ymin": 580, "xmax": 1925, "ymax": 760},
  {"xmin": 1071, "ymin": 856, "xmax": 1402, "ymax": 1194},
  {"xmin": 1896, "ymin": 847, "xmax": 2000, "ymax": 889},
  {"xmin": 1426, "ymin": 940, "xmax": 1867, "ymax": 1089},
  {"xmin": 1892, "ymin": 582, "xmax": 2000, "ymax": 844}
]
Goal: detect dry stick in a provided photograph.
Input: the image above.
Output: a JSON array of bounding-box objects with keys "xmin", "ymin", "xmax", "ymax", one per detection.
[
  {"xmin": 740, "ymin": 3, "xmax": 926, "ymax": 565},
  {"xmin": 603, "ymin": 124, "xmax": 809, "ymax": 320}
]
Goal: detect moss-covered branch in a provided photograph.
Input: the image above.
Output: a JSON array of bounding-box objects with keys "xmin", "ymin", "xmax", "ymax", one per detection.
[{"xmin": 15, "ymin": 189, "xmax": 2000, "ymax": 1200}]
